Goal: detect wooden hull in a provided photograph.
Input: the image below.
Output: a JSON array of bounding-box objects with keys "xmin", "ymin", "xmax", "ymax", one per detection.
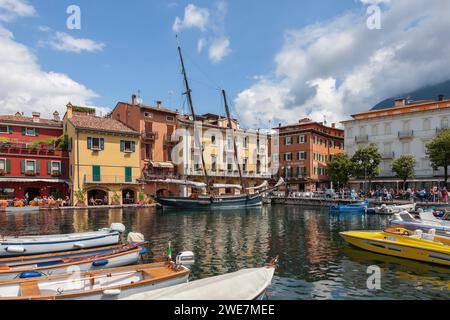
[
  {"xmin": 0, "ymin": 263, "xmax": 190, "ymax": 300},
  {"xmin": 340, "ymin": 231, "xmax": 450, "ymax": 266},
  {"xmin": 0, "ymin": 244, "xmax": 145, "ymax": 281},
  {"xmin": 0, "ymin": 230, "xmax": 120, "ymax": 257},
  {"xmin": 156, "ymin": 194, "xmax": 263, "ymax": 209}
]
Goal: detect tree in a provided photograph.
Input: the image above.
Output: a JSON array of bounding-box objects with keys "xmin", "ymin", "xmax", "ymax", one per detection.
[
  {"xmin": 392, "ymin": 155, "xmax": 416, "ymax": 190},
  {"xmin": 426, "ymin": 128, "xmax": 450, "ymax": 188},
  {"xmin": 327, "ymin": 154, "xmax": 353, "ymax": 189},
  {"xmin": 351, "ymin": 144, "xmax": 382, "ymax": 191}
]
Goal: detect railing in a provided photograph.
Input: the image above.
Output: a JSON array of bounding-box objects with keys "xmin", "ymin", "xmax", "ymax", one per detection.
[
  {"xmin": 436, "ymin": 127, "xmax": 449, "ymax": 133},
  {"xmin": 382, "ymin": 152, "xmax": 395, "ymax": 159},
  {"xmin": 355, "ymin": 135, "xmax": 369, "ymax": 143},
  {"xmin": 142, "ymin": 173, "xmax": 179, "ymax": 180},
  {"xmin": 141, "ymin": 132, "xmax": 157, "ymax": 140},
  {"xmin": 0, "ymin": 141, "xmax": 67, "ymax": 155},
  {"xmin": 398, "ymin": 130, "xmax": 414, "ymax": 139},
  {"xmin": 84, "ymin": 175, "xmax": 140, "ymax": 184}
]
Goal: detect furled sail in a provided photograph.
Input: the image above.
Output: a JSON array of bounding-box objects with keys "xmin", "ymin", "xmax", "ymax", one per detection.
[
  {"xmin": 148, "ymin": 179, "xmax": 206, "ymax": 188},
  {"xmin": 212, "ymin": 184, "xmax": 243, "ymax": 190},
  {"xmin": 246, "ymin": 181, "xmax": 269, "ymax": 190}
]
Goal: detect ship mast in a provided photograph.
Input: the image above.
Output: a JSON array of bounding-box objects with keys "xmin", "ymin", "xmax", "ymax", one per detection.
[
  {"xmin": 177, "ymin": 41, "xmax": 211, "ymax": 193},
  {"xmin": 222, "ymin": 90, "xmax": 246, "ymax": 193}
]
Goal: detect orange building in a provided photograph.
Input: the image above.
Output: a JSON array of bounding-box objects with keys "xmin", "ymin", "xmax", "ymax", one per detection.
[
  {"xmin": 273, "ymin": 118, "xmax": 344, "ymax": 192},
  {"xmin": 111, "ymin": 95, "xmax": 179, "ymax": 196}
]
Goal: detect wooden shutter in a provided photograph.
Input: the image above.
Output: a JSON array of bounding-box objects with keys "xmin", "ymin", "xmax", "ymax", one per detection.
[
  {"xmin": 87, "ymin": 137, "xmax": 92, "ymax": 149},
  {"xmin": 35, "ymin": 128, "xmax": 39, "ymax": 136},
  {"xmin": 36, "ymin": 160, "xmax": 40, "ymax": 174},
  {"xmin": 61, "ymin": 162, "xmax": 65, "ymax": 175},
  {"xmin": 100, "ymin": 138, "xmax": 105, "ymax": 150},
  {"xmin": 131, "ymin": 141, "xmax": 136, "ymax": 152},
  {"xmin": 21, "ymin": 160, "xmax": 25, "ymax": 173},
  {"xmin": 6, "ymin": 159, "xmax": 11, "ymax": 173},
  {"xmin": 120, "ymin": 140, "xmax": 125, "ymax": 152},
  {"xmin": 22, "ymin": 127, "xmax": 26, "ymax": 135},
  {"xmin": 8, "ymin": 126, "xmax": 12, "ymax": 134},
  {"xmin": 47, "ymin": 161, "xmax": 52, "ymax": 174}
]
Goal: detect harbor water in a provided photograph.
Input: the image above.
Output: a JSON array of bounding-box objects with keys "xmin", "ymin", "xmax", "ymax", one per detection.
[{"xmin": 0, "ymin": 205, "xmax": 448, "ymax": 300}]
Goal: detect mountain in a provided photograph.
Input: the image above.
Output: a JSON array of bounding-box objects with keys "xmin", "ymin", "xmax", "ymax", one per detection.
[{"xmin": 371, "ymin": 80, "xmax": 450, "ymax": 110}]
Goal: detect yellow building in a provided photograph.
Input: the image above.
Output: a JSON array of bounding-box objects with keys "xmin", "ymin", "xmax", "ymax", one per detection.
[
  {"xmin": 173, "ymin": 113, "xmax": 271, "ymax": 195},
  {"xmin": 63, "ymin": 104, "xmax": 142, "ymax": 206}
]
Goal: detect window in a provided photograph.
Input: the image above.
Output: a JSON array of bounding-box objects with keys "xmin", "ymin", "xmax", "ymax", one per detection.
[
  {"xmin": 22, "ymin": 127, "xmax": 38, "ymax": 136},
  {"xmin": 359, "ymin": 126, "xmax": 366, "ymax": 135},
  {"xmin": 243, "ymin": 136, "xmax": 249, "ymax": 148},
  {"xmin": 423, "ymin": 118, "xmax": 431, "ymax": 131},
  {"xmin": 227, "ymin": 157, "xmax": 233, "ymax": 172},
  {"xmin": 0, "ymin": 188, "xmax": 14, "ymax": 198},
  {"xmin": 403, "ymin": 120, "xmax": 411, "ymax": 131},
  {"xmin": 211, "ymin": 135, "xmax": 217, "ymax": 146},
  {"xmin": 243, "ymin": 158, "xmax": 248, "ymax": 172},
  {"xmin": 211, "ymin": 156, "xmax": 217, "ymax": 172},
  {"xmin": 21, "ymin": 159, "xmax": 39, "ymax": 174},
  {"xmin": 402, "ymin": 142, "xmax": 410, "ymax": 155},
  {"xmin": 145, "ymin": 144, "xmax": 152, "ymax": 160},
  {"xmin": 88, "ymin": 137, "xmax": 105, "ymax": 151},
  {"xmin": 285, "ymin": 153, "xmax": 292, "ymax": 161},
  {"xmin": 384, "ymin": 123, "xmax": 392, "ymax": 135},
  {"xmin": 0, "ymin": 125, "xmax": 10, "ymax": 134},
  {"xmin": 371, "ymin": 125, "xmax": 378, "ymax": 136},
  {"xmin": 0, "ymin": 159, "xmax": 10, "ymax": 173},
  {"xmin": 285, "ymin": 167, "xmax": 291, "ymax": 178},
  {"xmin": 120, "ymin": 140, "xmax": 136, "ymax": 153},
  {"xmin": 227, "ymin": 136, "xmax": 233, "ymax": 150},
  {"xmin": 442, "ymin": 117, "xmax": 449, "ymax": 129},
  {"xmin": 166, "ymin": 116, "xmax": 175, "ymax": 122},
  {"xmin": 298, "ymin": 135, "xmax": 307, "ymax": 144},
  {"xmin": 51, "ymin": 161, "xmax": 61, "ymax": 172},
  {"xmin": 285, "ymin": 136, "xmax": 292, "ymax": 145},
  {"xmin": 125, "ymin": 167, "xmax": 132, "ymax": 183},
  {"xmin": 297, "ymin": 152, "xmax": 307, "ymax": 160},
  {"xmin": 92, "ymin": 165, "xmax": 101, "ymax": 182},
  {"xmin": 144, "ymin": 112, "xmax": 153, "ymax": 118},
  {"xmin": 347, "ymin": 128, "xmax": 353, "ymax": 138}
]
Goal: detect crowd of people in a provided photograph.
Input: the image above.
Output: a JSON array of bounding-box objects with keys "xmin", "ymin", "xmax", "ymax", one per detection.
[{"xmin": 0, "ymin": 195, "xmax": 71, "ymax": 208}]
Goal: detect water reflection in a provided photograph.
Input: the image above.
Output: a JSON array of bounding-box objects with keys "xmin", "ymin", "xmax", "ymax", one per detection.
[{"xmin": 0, "ymin": 205, "xmax": 448, "ymax": 300}]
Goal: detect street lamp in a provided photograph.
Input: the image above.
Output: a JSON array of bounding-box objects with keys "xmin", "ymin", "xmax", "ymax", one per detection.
[{"xmin": 358, "ymin": 159, "xmax": 374, "ymax": 196}]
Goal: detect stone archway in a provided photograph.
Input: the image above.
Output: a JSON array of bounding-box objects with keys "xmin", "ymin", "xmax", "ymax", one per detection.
[
  {"xmin": 122, "ymin": 189, "xmax": 136, "ymax": 204},
  {"xmin": 87, "ymin": 188, "xmax": 109, "ymax": 206}
]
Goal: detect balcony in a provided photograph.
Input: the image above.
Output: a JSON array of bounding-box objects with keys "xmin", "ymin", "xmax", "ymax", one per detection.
[
  {"xmin": 436, "ymin": 127, "xmax": 449, "ymax": 133},
  {"xmin": 382, "ymin": 152, "xmax": 395, "ymax": 159},
  {"xmin": 141, "ymin": 132, "xmax": 157, "ymax": 141},
  {"xmin": 355, "ymin": 135, "xmax": 369, "ymax": 143},
  {"xmin": 0, "ymin": 140, "xmax": 67, "ymax": 156},
  {"xmin": 184, "ymin": 168, "xmax": 271, "ymax": 179},
  {"xmin": 83, "ymin": 175, "xmax": 140, "ymax": 184},
  {"xmin": 398, "ymin": 130, "xmax": 414, "ymax": 139}
]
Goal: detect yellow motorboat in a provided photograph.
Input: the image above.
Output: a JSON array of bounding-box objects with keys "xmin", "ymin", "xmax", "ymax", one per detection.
[{"xmin": 340, "ymin": 226, "xmax": 450, "ymax": 267}]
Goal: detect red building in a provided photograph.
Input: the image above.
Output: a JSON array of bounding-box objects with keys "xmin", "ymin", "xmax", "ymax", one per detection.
[
  {"xmin": 0, "ymin": 112, "xmax": 69, "ymax": 201},
  {"xmin": 274, "ymin": 118, "xmax": 345, "ymax": 192}
]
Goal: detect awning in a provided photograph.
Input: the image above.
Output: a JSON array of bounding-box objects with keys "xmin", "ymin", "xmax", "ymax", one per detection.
[
  {"xmin": 213, "ymin": 184, "xmax": 243, "ymax": 190},
  {"xmin": 148, "ymin": 161, "xmax": 174, "ymax": 169},
  {"xmin": 0, "ymin": 177, "xmax": 70, "ymax": 184}
]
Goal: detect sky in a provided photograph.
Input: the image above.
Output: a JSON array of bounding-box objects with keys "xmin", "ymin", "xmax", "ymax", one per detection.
[{"xmin": 1, "ymin": 0, "xmax": 450, "ymax": 129}]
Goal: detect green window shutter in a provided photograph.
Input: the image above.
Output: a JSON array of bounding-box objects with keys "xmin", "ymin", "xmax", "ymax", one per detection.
[
  {"xmin": 21, "ymin": 160, "xmax": 25, "ymax": 173},
  {"xmin": 87, "ymin": 137, "xmax": 92, "ymax": 150},
  {"xmin": 61, "ymin": 162, "xmax": 65, "ymax": 175},
  {"xmin": 47, "ymin": 161, "xmax": 52, "ymax": 174},
  {"xmin": 35, "ymin": 128, "xmax": 39, "ymax": 136},
  {"xmin": 22, "ymin": 127, "xmax": 26, "ymax": 135},
  {"xmin": 8, "ymin": 126, "xmax": 12, "ymax": 134},
  {"xmin": 36, "ymin": 160, "xmax": 40, "ymax": 174},
  {"xmin": 131, "ymin": 141, "xmax": 136, "ymax": 152},
  {"xmin": 125, "ymin": 167, "xmax": 132, "ymax": 183},
  {"xmin": 93, "ymin": 165, "xmax": 101, "ymax": 182},
  {"xmin": 120, "ymin": 140, "xmax": 125, "ymax": 152},
  {"xmin": 100, "ymin": 138, "xmax": 105, "ymax": 150},
  {"xmin": 6, "ymin": 159, "xmax": 11, "ymax": 173}
]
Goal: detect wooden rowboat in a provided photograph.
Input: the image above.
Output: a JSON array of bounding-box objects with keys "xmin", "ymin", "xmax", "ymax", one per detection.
[
  {"xmin": 0, "ymin": 262, "xmax": 190, "ymax": 300},
  {"xmin": 0, "ymin": 223, "xmax": 126, "ymax": 256},
  {"xmin": 0, "ymin": 242, "xmax": 148, "ymax": 281}
]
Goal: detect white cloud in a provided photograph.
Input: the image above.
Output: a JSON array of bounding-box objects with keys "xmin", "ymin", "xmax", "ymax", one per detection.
[
  {"xmin": 208, "ymin": 37, "xmax": 230, "ymax": 63},
  {"xmin": 359, "ymin": 0, "xmax": 391, "ymax": 5},
  {"xmin": 0, "ymin": 25, "xmax": 98, "ymax": 118},
  {"xmin": 48, "ymin": 32, "xmax": 105, "ymax": 53},
  {"xmin": 172, "ymin": 4, "xmax": 209, "ymax": 32},
  {"xmin": 235, "ymin": 0, "xmax": 450, "ymax": 128},
  {"xmin": 0, "ymin": 0, "xmax": 35, "ymax": 21},
  {"xmin": 197, "ymin": 38, "xmax": 206, "ymax": 53}
]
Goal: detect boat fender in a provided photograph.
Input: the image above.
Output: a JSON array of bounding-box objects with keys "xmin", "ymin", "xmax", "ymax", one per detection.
[
  {"xmin": 5, "ymin": 246, "xmax": 25, "ymax": 253},
  {"xmin": 110, "ymin": 223, "xmax": 126, "ymax": 233},
  {"xmin": 19, "ymin": 271, "xmax": 42, "ymax": 279},
  {"xmin": 103, "ymin": 289, "xmax": 121, "ymax": 296},
  {"xmin": 73, "ymin": 243, "xmax": 85, "ymax": 249},
  {"xmin": 139, "ymin": 247, "xmax": 149, "ymax": 255},
  {"xmin": 92, "ymin": 260, "xmax": 109, "ymax": 267}
]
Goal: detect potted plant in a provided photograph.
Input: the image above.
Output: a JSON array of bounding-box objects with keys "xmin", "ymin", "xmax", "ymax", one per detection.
[
  {"xmin": 111, "ymin": 191, "xmax": 121, "ymax": 205},
  {"xmin": 138, "ymin": 192, "xmax": 145, "ymax": 205},
  {"xmin": 74, "ymin": 189, "xmax": 87, "ymax": 207},
  {"xmin": 51, "ymin": 170, "xmax": 61, "ymax": 177},
  {"xmin": 0, "ymin": 169, "xmax": 5, "ymax": 176},
  {"xmin": 25, "ymin": 170, "xmax": 36, "ymax": 176}
]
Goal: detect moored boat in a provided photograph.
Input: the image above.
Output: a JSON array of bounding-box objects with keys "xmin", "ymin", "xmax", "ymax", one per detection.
[
  {"xmin": 0, "ymin": 262, "xmax": 190, "ymax": 300},
  {"xmin": 340, "ymin": 227, "xmax": 450, "ymax": 266},
  {"xmin": 329, "ymin": 201, "xmax": 368, "ymax": 214},
  {"xmin": 0, "ymin": 223, "xmax": 126, "ymax": 256},
  {"xmin": 122, "ymin": 257, "xmax": 278, "ymax": 300},
  {"xmin": 0, "ymin": 242, "xmax": 147, "ymax": 281},
  {"xmin": 373, "ymin": 203, "xmax": 416, "ymax": 215},
  {"xmin": 390, "ymin": 211, "xmax": 450, "ymax": 235}
]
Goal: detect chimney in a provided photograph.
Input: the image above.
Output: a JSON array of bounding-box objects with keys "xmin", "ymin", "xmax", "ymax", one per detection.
[
  {"xmin": 156, "ymin": 101, "xmax": 162, "ymax": 109},
  {"xmin": 66, "ymin": 103, "xmax": 73, "ymax": 119},
  {"xmin": 53, "ymin": 111, "xmax": 60, "ymax": 121},
  {"xmin": 332, "ymin": 123, "xmax": 336, "ymax": 128},
  {"xmin": 438, "ymin": 94, "xmax": 444, "ymax": 101},
  {"xmin": 394, "ymin": 98, "xmax": 407, "ymax": 107},
  {"xmin": 32, "ymin": 112, "xmax": 41, "ymax": 122},
  {"xmin": 15, "ymin": 112, "xmax": 21, "ymax": 117},
  {"xmin": 132, "ymin": 94, "xmax": 137, "ymax": 106}
]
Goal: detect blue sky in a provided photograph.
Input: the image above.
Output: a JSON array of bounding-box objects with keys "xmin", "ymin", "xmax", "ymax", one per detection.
[{"xmin": 1, "ymin": 0, "xmax": 449, "ymax": 128}]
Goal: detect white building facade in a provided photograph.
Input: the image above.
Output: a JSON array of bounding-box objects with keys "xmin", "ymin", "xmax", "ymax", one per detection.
[{"xmin": 342, "ymin": 97, "xmax": 450, "ymax": 189}]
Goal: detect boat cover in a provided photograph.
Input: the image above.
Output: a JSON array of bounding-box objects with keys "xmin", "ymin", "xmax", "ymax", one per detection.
[
  {"xmin": 147, "ymin": 179, "xmax": 207, "ymax": 188},
  {"xmin": 213, "ymin": 184, "xmax": 243, "ymax": 190},
  {"xmin": 122, "ymin": 267, "xmax": 275, "ymax": 300},
  {"xmin": 246, "ymin": 181, "xmax": 269, "ymax": 190}
]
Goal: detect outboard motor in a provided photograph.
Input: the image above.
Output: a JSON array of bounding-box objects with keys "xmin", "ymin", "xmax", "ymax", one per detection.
[
  {"xmin": 175, "ymin": 251, "xmax": 195, "ymax": 266},
  {"xmin": 109, "ymin": 223, "xmax": 126, "ymax": 233}
]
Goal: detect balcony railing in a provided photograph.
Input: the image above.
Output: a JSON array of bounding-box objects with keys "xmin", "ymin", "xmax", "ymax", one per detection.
[
  {"xmin": 382, "ymin": 152, "xmax": 395, "ymax": 159},
  {"xmin": 398, "ymin": 130, "xmax": 414, "ymax": 139},
  {"xmin": 355, "ymin": 135, "xmax": 369, "ymax": 143},
  {"xmin": 141, "ymin": 132, "xmax": 157, "ymax": 141},
  {"xmin": 0, "ymin": 141, "xmax": 67, "ymax": 155},
  {"xmin": 84, "ymin": 175, "xmax": 140, "ymax": 184}
]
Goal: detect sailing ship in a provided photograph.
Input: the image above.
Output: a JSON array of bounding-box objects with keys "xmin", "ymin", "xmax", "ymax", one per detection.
[{"xmin": 154, "ymin": 42, "xmax": 283, "ymax": 209}]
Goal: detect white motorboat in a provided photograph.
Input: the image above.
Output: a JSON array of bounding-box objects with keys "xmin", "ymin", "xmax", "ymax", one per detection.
[
  {"xmin": 374, "ymin": 203, "xmax": 416, "ymax": 215},
  {"xmin": 122, "ymin": 262, "xmax": 277, "ymax": 300},
  {"xmin": 0, "ymin": 223, "xmax": 126, "ymax": 256},
  {"xmin": 390, "ymin": 211, "xmax": 450, "ymax": 235}
]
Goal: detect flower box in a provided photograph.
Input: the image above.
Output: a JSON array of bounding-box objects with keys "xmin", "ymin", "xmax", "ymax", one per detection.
[
  {"xmin": 51, "ymin": 170, "xmax": 61, "ymax": 177},
  {"xmin": 0, "ymin": 169, "xmax": 5, "ymax": 176},
  {"xmin": 25, "ymin": 171, "xmax": 36, "ymax": 176}
]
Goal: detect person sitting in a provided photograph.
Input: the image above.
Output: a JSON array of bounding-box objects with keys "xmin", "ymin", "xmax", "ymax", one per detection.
[{"xmin": 89, "ymin": 196, "xmax": 96, "ymax": 206}]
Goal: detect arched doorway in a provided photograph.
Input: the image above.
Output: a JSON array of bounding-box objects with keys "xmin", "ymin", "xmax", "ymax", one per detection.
[
  {"xmin": 25, "ymin": 188, "xmax": 40, "ymax": 202},
  {"xmin": 122, "ymin": 189, "xmax": 136, "ymax": 204},
  {"xmin": 87, "ymin": 189, "xmax": 108, "ymax": 206}
]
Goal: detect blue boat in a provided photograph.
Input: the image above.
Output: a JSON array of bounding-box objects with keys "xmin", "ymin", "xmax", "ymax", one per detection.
[{"xmin": 329, "ymin": 201, "xmax": 368, "ymax": 214}]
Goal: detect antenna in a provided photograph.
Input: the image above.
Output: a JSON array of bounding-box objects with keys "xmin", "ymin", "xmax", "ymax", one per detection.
[
  {"xmin": 137, "ymin": 90, "xmax": 143, "ymax": 106},
  {"xmin": 323, "ymin": 115, "xmax": 327, "ymax": 125}
]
